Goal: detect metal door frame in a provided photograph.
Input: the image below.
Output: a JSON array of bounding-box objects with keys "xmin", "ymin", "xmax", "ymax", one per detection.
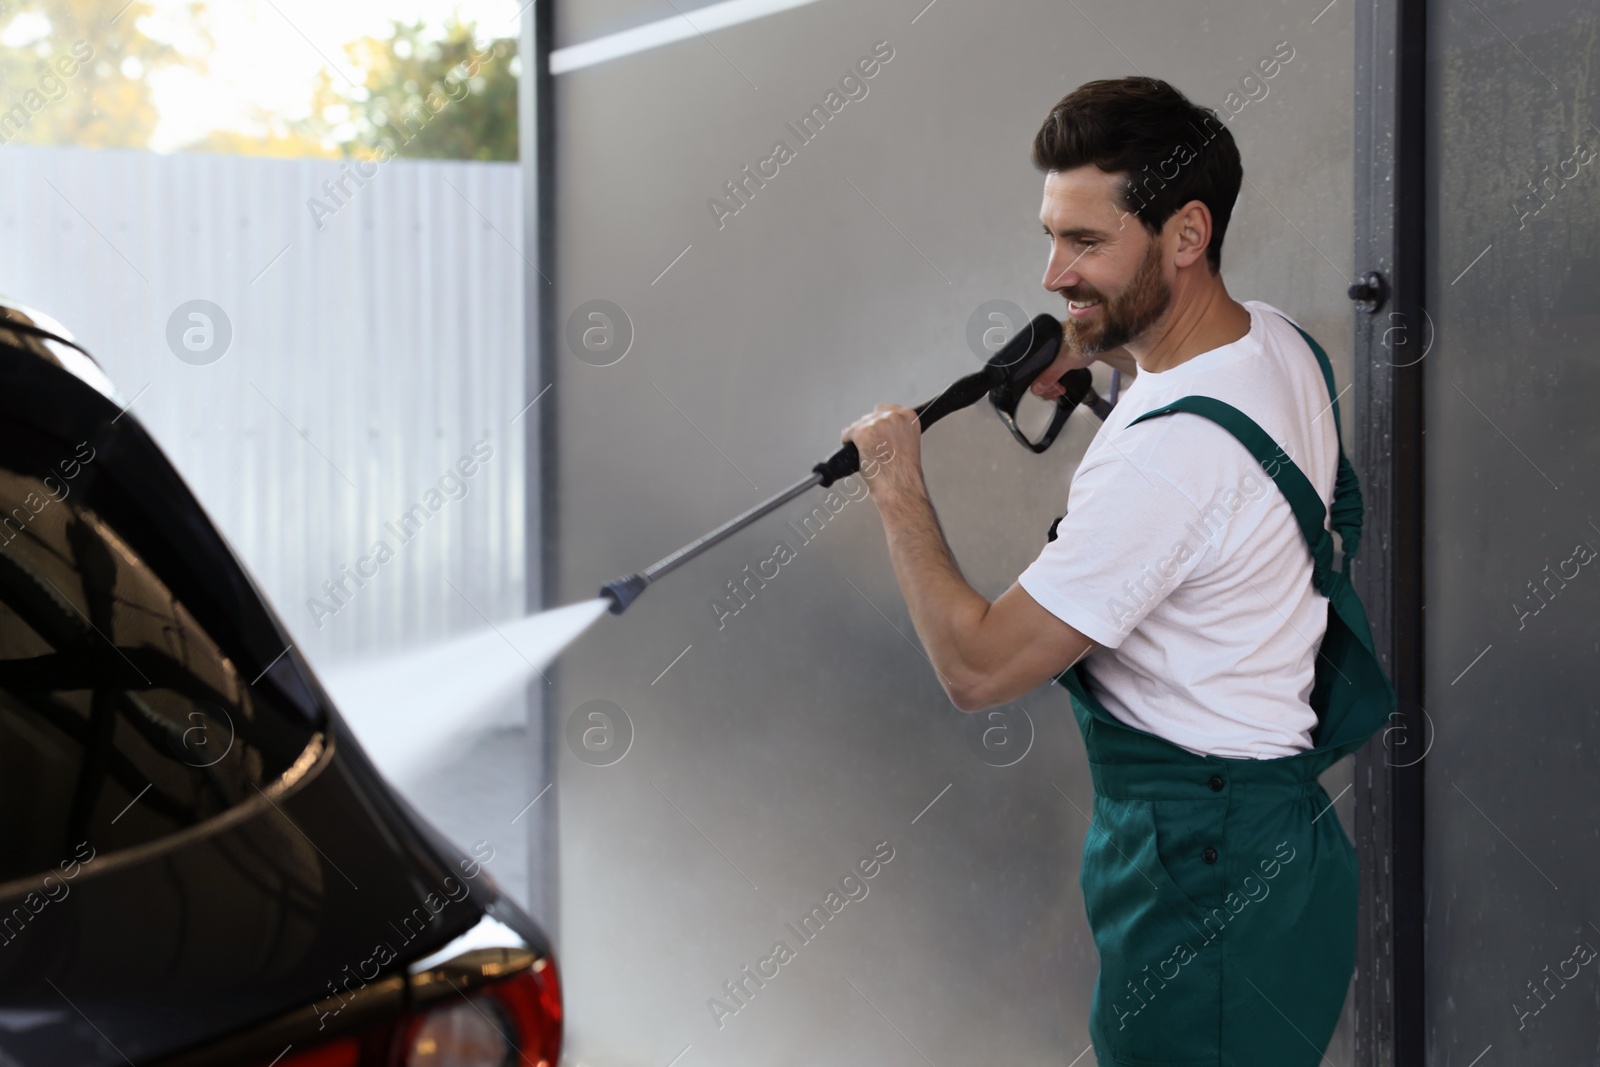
[
  {"xmin": 520, "ymin": 0, "xmax": 560, "ymax": 946},
  {"xmin": 1352, "ymin": 0, "xmax": 1428, "ymax": 1062}
]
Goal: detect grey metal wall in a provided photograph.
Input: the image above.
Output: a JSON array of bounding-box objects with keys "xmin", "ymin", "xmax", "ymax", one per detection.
[
  {"xmin": 1422, "ymin": 3, "xmax": 1600, "ymax": 1061},
  {"xmin": 0, "ymin": 144, "xmax": 533, "ymax": 899},
  {"xmin": 550, "ymin": 1, "xmax": 1359, "ymax": 1064}
]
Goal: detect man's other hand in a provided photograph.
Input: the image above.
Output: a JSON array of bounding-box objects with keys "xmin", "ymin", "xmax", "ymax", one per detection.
[{"xmin": 1030, "ymin": 327, "xmax": 1135, "ymax": 399}]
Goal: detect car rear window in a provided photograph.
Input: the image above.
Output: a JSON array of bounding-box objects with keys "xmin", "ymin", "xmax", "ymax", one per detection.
[{"xmin": 0, "ymin": 384, "xmax": 319, "ymax": 887}]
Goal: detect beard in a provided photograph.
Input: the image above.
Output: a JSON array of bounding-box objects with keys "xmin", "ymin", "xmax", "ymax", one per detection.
[{"xmin": 1062, "ymin": 235, "xmax": 1171, "ymax": 355}]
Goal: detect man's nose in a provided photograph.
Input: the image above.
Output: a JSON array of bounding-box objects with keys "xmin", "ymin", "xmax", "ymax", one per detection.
[{"xmin": 1043, "ymin": 254, "xmax": 1080, "ymax": 292}]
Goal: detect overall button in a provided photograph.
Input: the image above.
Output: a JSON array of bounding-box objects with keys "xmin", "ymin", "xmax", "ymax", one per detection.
[
  {"xmin": 1207, "ymin": 774, "xmax": 1225, "ymax": 791},
  {"xmin": 1202, "ymin": 846, "xmax": 1218, "ymax": 864}
]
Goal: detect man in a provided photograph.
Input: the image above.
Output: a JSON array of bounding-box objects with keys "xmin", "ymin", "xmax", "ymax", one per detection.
[{"xmin": 841, "ymin": 77, "xmax": 1392, "ymax": 1066}]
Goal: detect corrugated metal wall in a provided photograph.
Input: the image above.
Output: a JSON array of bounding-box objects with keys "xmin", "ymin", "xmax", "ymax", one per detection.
[{"xmin": 0, "ymin": 144, "xmax": 526, "ymax": 667}]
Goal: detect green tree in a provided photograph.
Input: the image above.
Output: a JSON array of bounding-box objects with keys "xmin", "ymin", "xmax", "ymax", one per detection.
[
  {"xmin": 300, "ymin": 16, "xmax": 518, "ymax": 162},
  {"xmin": 0, "ymin": 0, "xmax": 209, "ymax": 149}
]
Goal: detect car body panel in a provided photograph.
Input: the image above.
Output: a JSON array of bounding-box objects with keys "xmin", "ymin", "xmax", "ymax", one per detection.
[{"xmin": 0, "ymin": 299, "xmax": 551, "ymax": 1066}]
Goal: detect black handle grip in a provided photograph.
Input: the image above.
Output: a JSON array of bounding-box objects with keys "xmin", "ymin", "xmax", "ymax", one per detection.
[
  {"xmin": 913, "ymin": 368, "xmax": 1001, "ymax": 430},
  {"xmin": 813, "ymin": 442, "xmax": 860, "ymax": 487}
]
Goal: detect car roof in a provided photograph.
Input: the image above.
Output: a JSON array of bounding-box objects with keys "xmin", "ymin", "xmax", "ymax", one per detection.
[{"xmin": 0, "ymin": 294, "xmax": 121, "ymax": 404}]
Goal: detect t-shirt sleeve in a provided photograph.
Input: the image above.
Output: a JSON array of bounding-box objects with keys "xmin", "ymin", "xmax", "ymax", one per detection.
[{"xmin": 1017, "ymin": 440, "xmax": 1214, "ymax": 649}]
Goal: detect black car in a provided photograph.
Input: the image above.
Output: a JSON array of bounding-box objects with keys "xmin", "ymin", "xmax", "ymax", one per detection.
[{"xmin": 0, "ymin": 299, "xmax": 563, "ymax": 1067}]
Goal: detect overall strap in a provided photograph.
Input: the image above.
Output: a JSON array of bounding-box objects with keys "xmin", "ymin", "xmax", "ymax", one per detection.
[
  {"xmin": 1129, "ymin": 397, "xmax": 1338, "ymax": 595},
  {"xmin": 1283, "ymin": 319, "xmax": 1364, "ymax": 562}
]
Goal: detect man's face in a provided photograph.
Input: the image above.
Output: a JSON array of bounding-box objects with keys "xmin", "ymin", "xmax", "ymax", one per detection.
[{"xmin": 1039, "ymin": 166, "xmax": 1172, "ymax": 354}]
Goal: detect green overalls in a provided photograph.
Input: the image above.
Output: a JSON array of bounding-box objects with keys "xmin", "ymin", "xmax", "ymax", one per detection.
[{"xmin": 1050, "ymin": 323, "xmax": 1397, "ymax": 1067}]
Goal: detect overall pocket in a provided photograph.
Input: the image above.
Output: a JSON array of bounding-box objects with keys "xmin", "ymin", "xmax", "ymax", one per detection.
[{"xmin": 1080, "ymin": 795, "xmax": 1222, "ymax": 1064}]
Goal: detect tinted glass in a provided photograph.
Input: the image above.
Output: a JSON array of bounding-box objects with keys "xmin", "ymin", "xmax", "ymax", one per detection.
[{"xmin": 0, "ymin": 371, "xmax": 316, "ymax": 887}]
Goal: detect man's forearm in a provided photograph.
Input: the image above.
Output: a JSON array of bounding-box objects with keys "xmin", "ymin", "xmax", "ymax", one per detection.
[
  {"xmin": 841, "ymin": 404, "xmax": 1093, "ymax": 712},
  {"xmin": 873, "ymin": 479, "xmax": 991, "ymax": 694}
]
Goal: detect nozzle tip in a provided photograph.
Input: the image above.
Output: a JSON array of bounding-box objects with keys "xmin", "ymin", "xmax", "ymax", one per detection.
[{"xmin": 599, "ymin": 573, "xmax": 648, "ymax": 615}]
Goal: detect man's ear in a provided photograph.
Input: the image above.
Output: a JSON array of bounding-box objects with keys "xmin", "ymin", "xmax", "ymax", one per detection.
[{"xmin": 1169, "ymin": 200, "xmax": 1213, "ymax": 270}]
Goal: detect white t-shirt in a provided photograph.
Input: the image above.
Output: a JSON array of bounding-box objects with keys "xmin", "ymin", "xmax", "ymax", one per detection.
[{"xmin": 1016, "ymin": 300, "xmax": 1339, "ymax": 759}]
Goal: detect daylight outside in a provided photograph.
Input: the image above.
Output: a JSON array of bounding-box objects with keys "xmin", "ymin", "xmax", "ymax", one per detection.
[{"xmin": 1, "ymin": 2, "xmax": 1597, "ymax": 1066}]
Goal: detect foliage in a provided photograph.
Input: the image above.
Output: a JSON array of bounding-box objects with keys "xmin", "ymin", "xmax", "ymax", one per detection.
[
  {"xmin": 0, "ymin": 0, "xmax": 208, "ymax": 148},
  {"xmin": 178, "ymin": 124, "xmax": 334, "ymax": 158},
  {"xmin": 300, "ymin": 17, "xmax": 518, "ymax": 162},
  {"xmin": 0, "ymin": 3, "xmax": 517, "ymax": 160}
]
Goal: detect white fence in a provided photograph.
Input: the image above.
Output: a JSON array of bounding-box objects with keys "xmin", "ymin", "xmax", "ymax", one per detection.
[{"xmin": 0, "ymin": 144, "xmax": 528, "ymax": 668}]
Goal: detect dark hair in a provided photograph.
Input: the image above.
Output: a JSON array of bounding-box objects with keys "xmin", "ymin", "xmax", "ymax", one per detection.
[{"xmin": 1031, "ymin": 77, "xmax": 1242, "ymax": 272}]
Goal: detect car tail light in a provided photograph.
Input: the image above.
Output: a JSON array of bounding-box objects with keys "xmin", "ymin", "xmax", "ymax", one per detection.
[
  {"xmin": 397, "ymin": 960, "xmax": 563, "ymax": 1067},
  {"xmin": 261, "ymin": 952, "xmax": 561, "ymax": 1067},
  {"xmin": 275, "ymin": 1042, "xmax": 361, "ymax": 1067},
  {"xmin": 399, "ymin": 999, "xmax": 506, "ymax": 1065}
]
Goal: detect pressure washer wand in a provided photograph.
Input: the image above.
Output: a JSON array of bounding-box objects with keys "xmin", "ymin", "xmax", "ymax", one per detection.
[
  {"xmin": 598, "ymin": 367, "xmax": 1001, "ymax": 614},
  {"xmin": 598, "ymin": 314, "xmax": 1074, "ymax": 615},
  {"xmin": 598, "ymin": 470, "xmax": 825, "ymax": 614}
]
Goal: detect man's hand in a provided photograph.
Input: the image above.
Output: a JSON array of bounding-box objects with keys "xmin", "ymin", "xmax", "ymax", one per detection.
[
  {"xmin": 1029, "ymin": 323, "xmax": 1135, "ymax": 400},
  {"xmin": 840, "ymin": 403, "xmax": 923, "ymax": 501}
]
